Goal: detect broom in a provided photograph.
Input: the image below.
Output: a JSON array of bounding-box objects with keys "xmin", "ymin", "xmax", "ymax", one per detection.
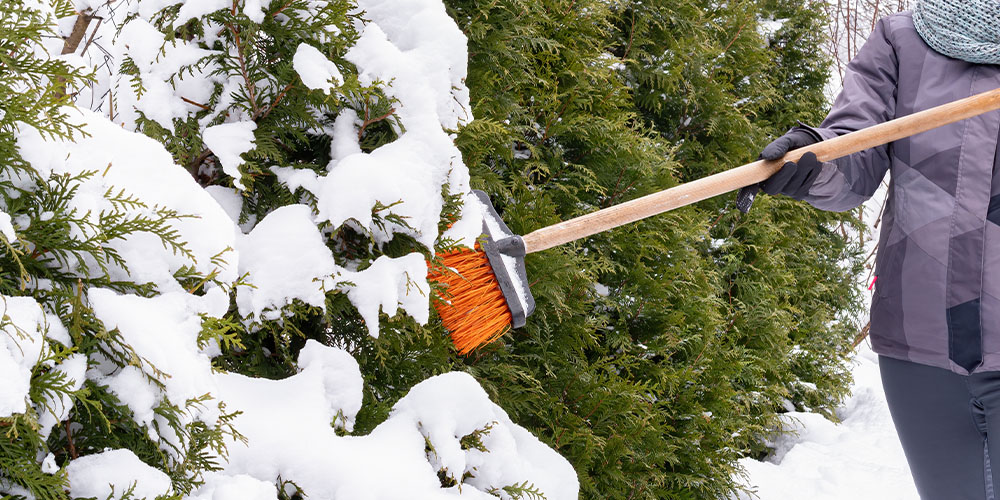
[{"xmin": 430, "ymin": 86, "xmax": 1000, "ymax": 354}]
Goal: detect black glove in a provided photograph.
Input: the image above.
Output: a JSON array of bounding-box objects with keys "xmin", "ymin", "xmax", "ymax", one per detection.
[
  {"xmin": 761, "ymin": 151, "xmax": 823, "ymax": 199},
  {"xmin": 735, "ymin": 126, "xmax": 823, "ymax": 212},
  {"xmin": 759, "ymin": 127, "xmax": 821, "ymax": 161}
]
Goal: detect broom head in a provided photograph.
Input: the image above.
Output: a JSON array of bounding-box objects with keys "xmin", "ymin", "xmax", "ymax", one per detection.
[
  {"xmin": 431, "ymin": 245, "xmax": 512, "ymax": 353},
  {"xmin": 430, "ymin": 191, "xmax": 535, "ymax": 354}
]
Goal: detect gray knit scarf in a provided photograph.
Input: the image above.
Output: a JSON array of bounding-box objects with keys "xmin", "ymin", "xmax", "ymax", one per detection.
[{"xmin": 912, "ymin": 0, "xmax": 1000, "ymax": 65}]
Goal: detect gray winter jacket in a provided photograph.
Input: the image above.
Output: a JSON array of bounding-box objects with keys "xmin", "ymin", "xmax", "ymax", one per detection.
[{"xmin": 801, "ymin": 12, "xmax": 1000, "ymax": 374}]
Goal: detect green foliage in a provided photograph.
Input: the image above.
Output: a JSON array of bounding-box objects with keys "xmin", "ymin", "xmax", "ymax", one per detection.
[
  {"xmin": 444, "ymin": 0, "xmax": 865, "ymax": 498},
  {"xmin": 115, "ymin": 5, "xmax": 466, "ymax": 485},
  {"xmin": 0, "ymin": 2, "xmax": 238, "ymax": 497},
  {"xmin": 114, "ymin": 0, "xmax": 453, "ymax": 396},
  {"xmin": 124, "ymin": 0, "xmax": 392, "ymax": 198},
  {"xmin": 0, "ymin": 0, "xmax": 91, "ymax": 177},
  {"xmin": 490, "ymin": 480, "xmax": 548, "ymax": 500}
]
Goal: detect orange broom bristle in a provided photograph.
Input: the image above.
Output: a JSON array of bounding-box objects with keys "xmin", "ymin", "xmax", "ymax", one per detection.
[{"xmin": 429, "ymin": 246, "xmax": 513, "ymax": 354}]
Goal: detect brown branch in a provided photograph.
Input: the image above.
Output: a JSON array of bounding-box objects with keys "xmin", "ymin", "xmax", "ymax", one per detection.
[
  {"xmin": 621, "ymin": 11, "xmax": 636, "ymax": 61},
  {"xmin": 852, "ymin": 321, "xmax": 871, "ymax": 349},
  {"xmin": 55, "ymin": 12, "xmax": 95, "ymax": 97},
  {"xmin": 79, "ymin": 16, "xmax": 103, "ymax": 56},
  {"xmin": 225, "ymin": 22, "xmax": 260, "ymax": 116},
  {"xmin": 256, "ymin": 82, "xmax": 294, "ymax": 121},
  {"xmin": 582, "ymin": 395, "xmax": 606, "ymax": 422},
  {"xmin": 707, "ymin": 211, "xmax": 727, "ymax": 231},
  {"xmin": 357, "ymin": 106, "xmax": 396, "ymax": 140},
  {"xmin": 721, "ymin": 19, "xmax": 750, "ymax": 54},
  {"xmin": 272, "ymin": 0, "xmax": 295, "ymax": 18},
  {"xmin": 61, "ymin": 13, "xmax": 94, "ymax": 55},
  {"xmin": 65, "ymin": 419, "xmax": 79, "ymax": 460},
  {"xmin": 181, "ymin": 96, "xmax": 211, "ymax": 111}
]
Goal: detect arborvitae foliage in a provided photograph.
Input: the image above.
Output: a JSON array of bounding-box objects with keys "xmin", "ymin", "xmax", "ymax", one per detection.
[
  {"xmin": 0, "ymin": 1, "xmax": 90, "ymax": 175},
  {"xmin": 445, "ymin": 0, "xmax": 863, "ymax": 498},
  {"xmin": 614, "ymin": 0, "xmax": 863, "ymax": 420},
  {"xmin": 1, "ymin": 1, "xmax": 237, "ymax": 498},
  {"xmin": 108, "ymin": 0, "xmax": 461, "ymax": 424},
  {"xmin": 124, "ymin": 0, "xmax": 362, "ymax": 193}
]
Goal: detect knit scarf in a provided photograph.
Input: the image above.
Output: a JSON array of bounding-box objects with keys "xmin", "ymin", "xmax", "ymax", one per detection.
[{"xmin": 912, "ymin": 0, "xmax": 1000, "ymax": 65}]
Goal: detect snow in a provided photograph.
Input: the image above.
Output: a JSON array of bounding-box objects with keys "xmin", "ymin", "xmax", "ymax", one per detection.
[
  {"xmin": 37, "ymin": 353, "xmax": 87, "ymax": 440},
  {"xmin": 0, "ymin": 210, "xmax": 15, "ymax": 242},
  {"xmin": 314, "ymin": 142, "xmax": 446, "ymax": 248},
  {"xmin": 737, "ymin": 182, "xmax": 910, "ymax": 498},
  {"xmin": 65, "ymin": 449, "xmax": 173, "ymax": 500},
  {"xmin": 0, "ymin": 296, "xmax": 62, "ymax": 417},
  {"xmin": 293, "ymin": 43, "xmax": 344, "ymax": 93},
  {"xmin": 186, "ymin": 474, "xmax": 278, "ymax": 500},
  {"xmin": 203, "ymin": 122, "xmax": 258, "ymax": 191},
  {"xmin": 87, "ymin": 287, "xmax": 230, "ymax": 452},
  {"xmin": 215, "ymin": 360, "xmax": 577, "ymax": 500},
  {"xmin": 391, "ymin": 372, "xmax": 579, "ymax": 499},
  {"xmin": 735, "ymin": 344, "xmax": 917, "ymax": 499},
  {"xmin": 332, "ymin": 253, "xmax": 431, "ymax": 337},
  {"xmin": 14, "ymin": 109, "xmax": 240, "ymax": 293},
  {"xmin": 296, "ymin": 339, "xmax": 364, "ymax": 432},
  {"xmin": 236, "ymin": 204, "xmax": 337, "ymax": 319},
  {"xmin": 205, "ymin": 185, "xmax": 244, "ymax": 227},
  {"xmin": 111, "ymin": 18, "xmax": 216, "ymax": 129},
  {"xmin": 329, "ymin": 110, "xmax": 363, "ymax": 168}
]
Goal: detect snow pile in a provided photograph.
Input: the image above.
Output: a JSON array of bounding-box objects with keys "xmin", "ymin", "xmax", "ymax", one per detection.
[
  {"xmin": 65, "ymin": 449, "xmax": 173, "ymax": 500},
  {"xmin": 13, "ymin": 109, "xmax": 239, "ymax": 293},
  {"xmin": 213, "ymin": 346, "xmax": 577, "ymax": 499},
  {"xmin": 9, "ymin": 107, "xmax": 238, "ymax": 458},
  {"xmin": 391, "ymin": 372, "xmax": 579, "ymax": 499},
  {"xmin": 735, "ymin": 344, "xmax": 917, "ymax": 500},
  {"xmin": 235, "ymin": 204, "xmax": 337, "ymax": 319},
  {"xmin": 293, "ymin": 43, "xmax": 344, "ymax": 93},
  {"xmin": 0, "ymin": 296, "xmax": 69, "ymax": 417},
  {"xmin": 79, "ymin": 0, "xmax": 482, "ymax": 328},
  {"xmin": 312, "ymin": 0, "xmax": 477, "ymax": 250},
  {"xmin": 203, "ymin": 122, "xmax": 258, "ymax": 191},
  {"xmin": 332, "ymin": 253, "xmax": 432, "ymax": 337},
  {"xmin": 186, "ymin": 474, "xmax": 278, "ymax": 500},
  {"xmin": 88, "ymin": 288, "xmax": 230, "ymax": 445},
  {"xmin": 36, "ymin": 353, "xmax": 87, "ymax": 440}
]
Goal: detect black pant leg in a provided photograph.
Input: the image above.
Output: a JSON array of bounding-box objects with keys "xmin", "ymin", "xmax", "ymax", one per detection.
[
  {"xmin": 879, "ymin": 355, "xmax": 988, "ymax": 500},
  {"xmin": 966, "ymin": 370, "xmax": 1000, "ymax": 499}
]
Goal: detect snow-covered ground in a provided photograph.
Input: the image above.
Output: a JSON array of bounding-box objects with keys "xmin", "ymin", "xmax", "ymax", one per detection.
[{"xmin": 736, "ymin": 343, "xmax": 918, "ymax": 499}]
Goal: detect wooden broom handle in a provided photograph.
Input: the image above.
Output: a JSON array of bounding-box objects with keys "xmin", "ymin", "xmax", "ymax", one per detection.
[{"xmin": 521, "ymin": 87, "xmax": 1000, "ymax": 254}]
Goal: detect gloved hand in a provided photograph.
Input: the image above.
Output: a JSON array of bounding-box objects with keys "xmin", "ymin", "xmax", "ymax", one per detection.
[
  {"xmin": 760, "ymin": 151, "xmax": 823, "ymax": 199},
  {"xmin": 735, "ymin": 126, "xmax": 823, "ymax": 212},
  {"xmin": 759, "ymin": 127, "xmax": 821, "ymax": 162}
]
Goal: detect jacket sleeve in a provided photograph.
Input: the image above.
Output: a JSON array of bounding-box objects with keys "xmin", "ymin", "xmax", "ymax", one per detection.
[{"xmin": 800, "ymin": 16, "xmax": 897, "ymax": 212}]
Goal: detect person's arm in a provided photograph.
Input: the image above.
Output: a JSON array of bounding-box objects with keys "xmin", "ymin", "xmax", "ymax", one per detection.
[{"xmin": 799, "ymin": 16, "xmax": 898, "ymax": 212}]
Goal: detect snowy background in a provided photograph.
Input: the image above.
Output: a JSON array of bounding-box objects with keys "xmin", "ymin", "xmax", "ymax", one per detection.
[{"xmin": 735, "ymin": 343, "xmax": 918, "ymax": 500}]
